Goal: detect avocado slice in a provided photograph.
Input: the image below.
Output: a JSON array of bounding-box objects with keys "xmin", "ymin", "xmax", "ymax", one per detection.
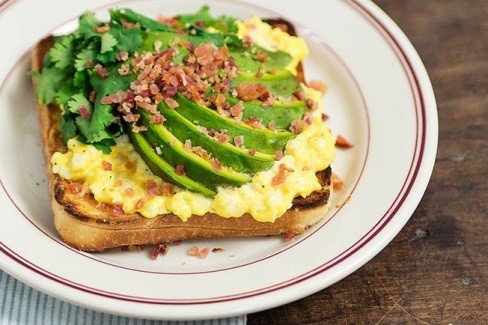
[
  {"xmin": 232, "ymin": 70, "xmax": 300, "ymax": 98},
  {"xmin": 161, "ymin": 105, "xmax": 275, "ymax": 173},
  {"xmin": 227, "ymin": 97, "xmax": 308, "ymax": 130},
  {"xmin": 139, "ymin": 111, "xmax": 250, "ymax": 189},
  {"xmin": 171, "ymin": 93, "xmax": 295, "ymax": 154},
  {"xmin": 126, "ymin": 127, "xmax": 216, "ymax": 197}
]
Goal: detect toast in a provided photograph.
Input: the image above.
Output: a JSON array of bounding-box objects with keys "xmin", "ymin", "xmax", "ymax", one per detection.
[{"xmin": 32, "ymin": 18, "xmax": 333, "ymax": 252}]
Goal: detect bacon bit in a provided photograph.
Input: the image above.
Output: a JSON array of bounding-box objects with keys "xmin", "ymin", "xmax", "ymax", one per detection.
[
  {"xmin": 85, "ymin": 60, "xmax": 94, "ymax": 68},
  {"xmin": 88, "ymin": 91, "xmax": 96, "ymax": 102},
  {"xmin": 211, "ymin": 158, "xmax": 223, "ymax": 170},
  {"xmin": 175, "ymin": 165, "xmax": 185, "ymax": 175},
  {"xmin": 94, "ymin": 64, "xmax": 109, "ymax": 78},
  {"xmin": 243, "ymin": 35, "xmax": 253, "ymax": 47},
  {"xmin": 289, "ymin": 120, "xmax": 304, "ymax": 133},
  {"xmin": 306, "ymin": 98, "xmax": 317, "ymax": 110},
  {"xmin": 125, "ymin": 161, "xmax": 133, "ymax": 170},
  {"xmin": 115, "ymin": 179, "xmax": 122, "ymax": 186},
  {"xmin": 164, "ymin": 97, "xmax": 179, "ymax": 109},
  {"xmin": 102, "ymin": 161, "xmax": 112, "ymax": 171},
  {"xmin": 150, "ymin": 244, "xmax": 168, "ymax": 260},
  {"xmin": 135, "ymin": 198, "xmax": 145, "ymax": 209},
  {"xmin": 125, "ymin": 188, "xmax": 135, "ymax": 196},
  {"xmin": 236, "ymin": 82, "xmax": 269, "ymax": 101},
  {"xmin": 244, "ymin": 116, "xmax": 264, "ymax": 129},
  {"xmin": 253, "ymin": 51, "xmax": 269, "ymax": 62},
  {"xmin": 331, "ymin": 173, "xmax": 345, "ymax": 190},
  {"xmin": 118, "ymin": 64, "xmax": 130, "ymax": 76},
  {"xmin": 248, "ymin": 148, "xmax": 256, "ymax": 156},
  {"xmin": 187, "ymin": 246, "xmax": 209, "ymax": 259},
  {"xmin": 274, "ymin": 151, "xmax": 284, "ymax": 161},
  {"xmin": 255, "ymin": 68, "xmax": 264, "ymax": 78},
  {"xmin": 284, "ymin": 233, "xmax": 296, "ymax": 242},
  {"xmin": 293, "ymin": 89, "xmax": 305, "ymax": 101},
  {"xmin": 216, "ymin": 133, "xmax": 229, "ymax": 144},
  {"xmin": 187, "ymin": 245, "xmax": 199, "ymax": 257},
  {"xmin": 94, "ymin": 23, "xmax": 110, "ymax": 33},
  {"xmin": 120, "ymin": 18, "xmax": 138, "ymax": 29},
  {"xmin": 234, "ymin": 135, "xmax": 244, "ymax": 147},
  {"xmin": 194, "ymin": 20, "xmax": 204, "ymax": 28},
  {"xmin": 146, "ymin": 180, "xmax": 161, "ymax": 196},
  {"xmin": 113, "ymin": 204, "xmax": 123, "ymax": 215},
  {"xmin": 335, "ymin": 135, "xmax": 353, "ymax": 149},
  {"xmin": 212, "ymin": 248, "xmax": 225, "ymax": 253},
  {"xmin": 132, "ymin": 124, "xmax": 147, "ymax": 133},
  {"xmin": 183, "ymin": 139, "xmax": 192, "ymax": 151},
  {"xmin": 117, "ymin": 51, "xmax": 129, "ymax": 62},
  {"xmin": 308, "ymin": 80, "xmax": 328, "ymax": 94},
  {"xmin": 194, "ymin": 44, "xmax": 215, "ymax": 65},
  {"xmin": 229, "ymin": 102, "xmax": 244, "ymax": 117},
  {"xmin": 101, "ymin": 91, "xmax": 126, "ymax": 105},
  {"xmin": 150, "ymin": 113, "xmax": 166, "ymax": 124},
  {"xmin": 199, "ymin": 248, "xmax": 210, "ymax": 259},
  {"xmin": 97, "ymin": 202, "xmax": 111, "ymax": 211},
  {"xmin": 268, "ymin": 121, "xmax": 276, "ymax": 131},
  {"xmin": 66, "ymin": 182, "xmax": 82, "ymax": 195},
  {"xmin": 304, "ymin": 112, "xmax": 313, "ymax": 125},
  {"xmin": 321, "ymin": 113, "xmax": 330, "ymax": 122},
  {"xmin": 271, "ymin": 163, "xmax": 290, "ymax": 186},
  {"xmin": 78, "ymin": 106, "xmax": 90, "ymax": 119}
]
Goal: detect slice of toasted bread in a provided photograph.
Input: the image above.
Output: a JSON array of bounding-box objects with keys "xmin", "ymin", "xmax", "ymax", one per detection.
[{"xmin": 31, "ymin": 18, "xmax": 333, "ymax": 252}]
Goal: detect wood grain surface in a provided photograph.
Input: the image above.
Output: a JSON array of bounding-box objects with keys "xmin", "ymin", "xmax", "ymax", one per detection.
[{"xmin": 248, "ymin": 0, "xmax": 488, "ymax": 323}]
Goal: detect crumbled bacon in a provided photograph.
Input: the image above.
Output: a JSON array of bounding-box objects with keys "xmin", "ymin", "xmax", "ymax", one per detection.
[
  {"xmin": 229, "ymin": 102, "xmax": 244, "ymax": 117},
  {"xmin": 146, "ymin": 180, "xmax": 161, "ymax": 196},
  {"xmin": 244, "ymin": 116, "xmax": 264, "ymax": 129},
  {"xmin": 115, "ymin": 179, "xmax": 122, "ymax": 186},
  {"xmin": 135, "ymin": 198, "xmax": 145, "ymax": 209},
  {"xmin": 335, "ymin": 135, "xmax": 353, "ymax": 149},
  {"xmin": 271, "ymin": 164, "xmax": 291, "ymax": 186},
  {"xmin": 304, "ymin": 112, "xmax": 312, "ymax": 125},
  {"xmin": 125, "ymin": 187, "xmax": 135, "ymax": 196},
  {"xmin": 102, "ymin": 161, "xmax": 112, "ymax": 171},
  {"xmin": 85, "ymin": 60, "xmax": 94, "ymax": 68},
  {"xmin": 118, "ymin": 64, "xmax": 130, "ymax": 76},
  {"xmin": 194, "ymin": 44, "xmax": 215, "ymax": 65},
  {"xmin": 164, "ymin": 97, "xmax": 179, "ymax": 109},
  {"xmin": 289, "ymin": 120, "xmax": 304, "ymax": 133},
  {"xmin": 117, "ymin": 51, "xmax": 129, "ymax": 62},
  {"xmin": 101, "ymin": 91, "xmax": 126, "ymax": 105},
  {"xmin": 268, "ymin": 121, "xmax": 276, "ymax": 131},
  {"xmin": 175, "ymin": 165, "xmax": 185, "ymax": 175},
  {"xmin": 321, "ymin": 113, "xmax": 330, "ymax": 122},
  {"xmin": 78, "ymin": 106, "xmax": 90, "ymax": 119},
  {"xmin": 125, "ymin": 161, "xmax": 133, "ymax": 170},
  {"xmin": 306, "ymin": 98, "xmax": 317, "ymax": 110},
  {"xmin": 308, "ymin": 80, "xmax": 328, "ymax": 94},
  {"xmin": 236, "ymin": 82, "xmax": 269, "ymax": 101},
  {"xmin": 187, "ymin": 246, "xmax": 210, "ymax": 259},
  {"xmin": 216, "ymin": 132, "xmax": 229, "ymax": 143},
  {"xmin": 94, "ymin": 64, "xmax": 109, "ymax": 78},
  {"xmin": 113, "ymin": 204, "xmax": 123, "ymax": 215},
  {"xmin": 150, "ymin": 113, "xmax": 166, "ymax": 124},
  {"xmin": 211, "ymin": 158, "xmax": 222, "ymax": 170},
  {"xmin": 120, "ymin": 18, "xmax": 139, "ymax": 29},
  {"xmin": 161, "ymin": 183, "xmax": 175, "ymax": 196},
  {"xmin": 248, "ymin": 148, "xmax": 256, "ymax": 156},
  {"xmin": 150, "ymin": 244, "xmax": 168, "ymax": 260},
  {"xmin": 88, "ymin": 91, "xmax": 96, "ymax": 102},
  {"xmin": 234, "ymin": 135, "xmax": 244, "ymax": 147},
  {"xmin": 293, "ymin": 89, "xmax": 305, "ymax": 101},
  {"xmin": 331, "ymin": 173, "xmax": 345, "ymax": 190},
  {"xmin": 253, "ymin": 51, "xmax": 269, "ymax": 62},
  {"xmin": 94, "ymin": 23, "xmax": 110, "ymax": 33}
]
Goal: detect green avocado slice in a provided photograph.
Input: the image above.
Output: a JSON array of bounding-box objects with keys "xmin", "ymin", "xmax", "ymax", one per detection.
[
  {"xmin": 139, "ymin": 111, "xmax": 250, "ymax": 189},
  {"xmin": 227, "ymin": 97, "xmax": 308, "ymax": 130},
  {"xmin": 161, "ymin": 106, "xmax": 275, "ymax": 173},
  {"xmin": 232, "ymin": 70, "xmax": 300, "ymax": 98},
  {"xmin": 126, "ymin": 127, "xmax": 216, "ymax": 197},
  {"xmin": 171, "ymin": 93, "xmax": 295, "ymax": 154}
]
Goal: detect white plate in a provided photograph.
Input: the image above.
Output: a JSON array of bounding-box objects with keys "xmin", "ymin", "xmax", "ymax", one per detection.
[{"xmin": 0, "ymin": 0, "xmax": 437, "ymax": 320}]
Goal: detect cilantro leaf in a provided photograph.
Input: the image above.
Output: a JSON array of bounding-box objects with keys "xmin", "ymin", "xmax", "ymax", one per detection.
[
  {"xmin": 59, "ymin": 114, "xmax": 77, "ymax": 141},
  {"xmin": 74, "ymin": 46, "xmax": 96, "ymax": 71},
  {"xmin": 77, "ymin": 12, "xmax": 101, "ymax": 39},
  {"xmin": 35, "ymin": 66, "xmax": 67, "ymax": 104},
  {"xmin": 178, "ymin": 5, "xmax": 238, "ymax": 34},
  {"xmin": 110, "ymin": 24, "xmax": 143, "ymax": 53},
  {"xmin": 54, "ymin": 83, "xmax": 77, "ymax": 106},
  {"xmin": 49, "ymin": 35, "xmax": 76, "ymax": 70},
  {"xmin": 109, "ymin": 8, "xmax": 174, "ymax": 32},
  {"xmin": 67, "ymin": 93, "xmax": 91, "ymax": 114},
  {"xmin": 100, "ymin": 33, "xmax": 117, "ymax": 53}
]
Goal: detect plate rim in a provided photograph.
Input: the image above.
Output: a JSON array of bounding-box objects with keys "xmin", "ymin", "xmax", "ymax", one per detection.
[{"xmin": 0, "ymin": 0, "xmax": 438, "ymax": 319}]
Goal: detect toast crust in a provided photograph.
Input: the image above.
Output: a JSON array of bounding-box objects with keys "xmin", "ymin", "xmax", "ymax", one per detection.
[{"xmin": 32, "ymin": 19, "xmax": 333, "ymax": 252}]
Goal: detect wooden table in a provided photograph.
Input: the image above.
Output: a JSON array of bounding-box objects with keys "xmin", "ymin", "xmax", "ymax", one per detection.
[{"xmin": 249, "ymin": 0, "xmax": 488, "ymax": 323}]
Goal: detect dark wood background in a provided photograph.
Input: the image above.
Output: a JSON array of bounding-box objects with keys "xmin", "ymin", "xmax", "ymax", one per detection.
[{"xmin": 249, "ymin": 0, "xmax": 487, "ymax": 323}]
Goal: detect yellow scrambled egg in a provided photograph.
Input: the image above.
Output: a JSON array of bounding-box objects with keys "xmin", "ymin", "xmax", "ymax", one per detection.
[{"xmin": 51, "ymin": 18, "xmax": 335, "ymax": 222}]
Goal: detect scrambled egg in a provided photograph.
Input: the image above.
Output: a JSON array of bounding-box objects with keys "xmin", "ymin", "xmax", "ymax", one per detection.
[
  {"xmin": 237, "ymin": 16, "xmax": 309, "ymax": 74},
  {"xmin": 51, "ymin": 18, "xmax": 335, "ymax": 222}
]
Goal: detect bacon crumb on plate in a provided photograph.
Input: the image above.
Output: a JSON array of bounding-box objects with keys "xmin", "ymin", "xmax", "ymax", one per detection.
[
  {"xmin": 331, "ymin": 173, "xmax": 345, "ymax": 190},
  {"xmin": 212, "ymin": 248, "xmax": 225, "ymax": 252},
  {"xmin": 335, "ymin": 135, "xmax": 353, "ymax": 149},
  {"xmin": 187, "ymin": 245, "xmax": 210, "ymax": 259},
  {"xmin": 150, "ymin": 244, "xmax": 168, "ymax": 260},
  {"xmin": 284, "ymin": 233, "xmax": 296, "ymax": 241},
  {"xmin": 307, "ymin": 80, "xmax": 328, "ymax": 94}
]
